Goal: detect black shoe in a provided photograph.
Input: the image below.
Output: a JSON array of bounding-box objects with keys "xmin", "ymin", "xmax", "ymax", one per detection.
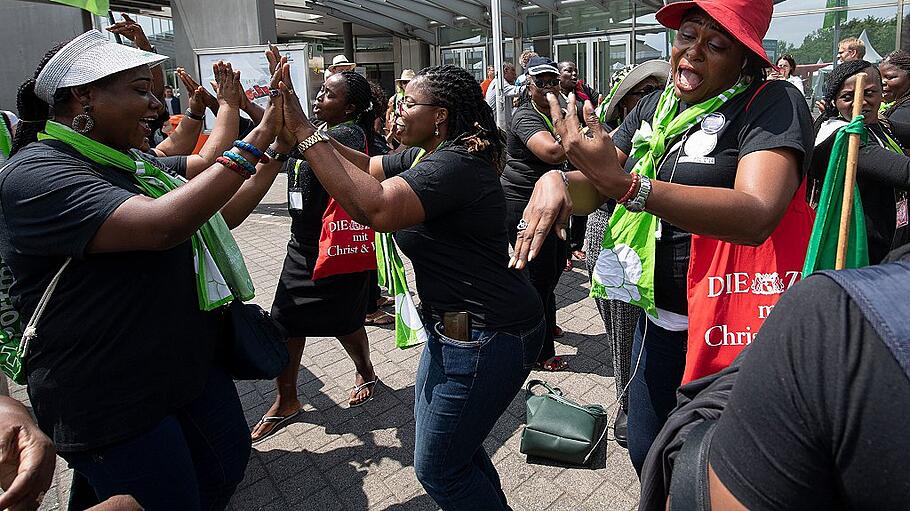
[{"xmin": 613, "ymin": 409, "xmax": 628, "ymax": 448}]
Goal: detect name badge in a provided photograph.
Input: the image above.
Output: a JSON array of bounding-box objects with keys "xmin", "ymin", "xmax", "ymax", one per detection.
[
  {"xmin": 897, "ymin": 196, "xmax": 908, "ymax": 228},
  {"xmin": 289, "ymin": 191, "xmax": 304, "ymax": 211},
  {"xmin": 678, "ymin": 156, "xmax": 716, "ymax": 165}
]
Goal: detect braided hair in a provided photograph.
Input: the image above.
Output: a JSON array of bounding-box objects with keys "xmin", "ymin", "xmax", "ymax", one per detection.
[
  {"xmin": 414, "ymin": 64, "xmax": 504, "ymax": 172},
  {"xmin": 882, "ymin": 50, "xmax": 910, "ymax": 117},
  {"xmin": 10, "ymin": 43, "xmax": 69, "ymax": 156},
  {"xmin": 337, "ymin": 71, "xmax": 382, "ymax": 146},
  {"xmin": 815, "ymin": 60, "xmax": 877, "ymax": 130}
]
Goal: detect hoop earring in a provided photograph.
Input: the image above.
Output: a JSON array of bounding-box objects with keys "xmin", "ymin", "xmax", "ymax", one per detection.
[{"xmin": 72, "ymin": 105, "xmax": 95, "ymax": 134}]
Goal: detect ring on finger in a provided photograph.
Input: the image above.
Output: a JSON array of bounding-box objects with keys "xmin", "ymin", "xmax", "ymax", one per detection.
[{"xmin": 517, "ymin": 219, "xmax": 529, "ymax": 231}]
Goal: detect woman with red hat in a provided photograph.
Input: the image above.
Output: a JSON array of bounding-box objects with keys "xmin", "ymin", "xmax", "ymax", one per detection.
[{"xmin": 510, "ymin": 0, "xmax": 814, "ymax": 473}]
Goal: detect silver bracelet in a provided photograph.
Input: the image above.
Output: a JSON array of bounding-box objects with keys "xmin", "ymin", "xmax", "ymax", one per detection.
[
  {"xmin": 550, "ymin": 169, "xmax": 569, "ymax": 188},
  {"xmin": 625, "ymin": 174, "xmax": 652, "ymax": 213}
]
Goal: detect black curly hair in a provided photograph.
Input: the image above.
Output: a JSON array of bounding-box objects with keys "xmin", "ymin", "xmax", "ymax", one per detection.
[
  {"xmin": 815, "ymin": 59, "xmax": 878, "ymax": 130},
  {"xmin": 10, "ymin": 42, "xmax": 70, "ymax": 156},
  {"xmin": 413, "ymin": 64, "xmax": 505, "ymax": 172},
  {"xmin": 336, "ymin": 71, "xmax": 382, "ymax": 146},
  {"xmin": 881, "ymin": 50, "xmax": 910, "ymax": 117}
]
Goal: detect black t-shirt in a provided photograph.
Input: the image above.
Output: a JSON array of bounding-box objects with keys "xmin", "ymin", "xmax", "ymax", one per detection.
[
  {"xmin": 710, "ymin": 259, "xmax": 910, "ymax": 510},
  {"xmin": 501, "ymin": 104, "xmax": 564, "ymax": 202},
  {"xmin": 812, "ymin": 122, "xmax": 910, "ymax": 264},
  {"xmin": 382, "ymin": 146, "xmax": 543, "ymax": 331},
  {"xmin": 612, "ymin": 80, "xmax": 814, "ymax": 314},
  {"xmin": 0, "ymin": 140, "xmax": 223, "ymax": 452},
  {"xmin": 287, "ymin": 124, "xmax": 374, "ymax": 254}
]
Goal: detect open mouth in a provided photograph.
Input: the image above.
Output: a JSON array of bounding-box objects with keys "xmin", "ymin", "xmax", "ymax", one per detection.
[{"xmin": 675, "ymin": 64, "xmax": 703, "ymax": 93}]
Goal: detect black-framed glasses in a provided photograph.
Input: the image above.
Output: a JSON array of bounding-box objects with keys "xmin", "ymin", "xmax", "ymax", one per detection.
[
  {"xmin": 397, "ymin": 99, "xmax": 444, "ymax": 115},
  {"xmin": 533, "ymin": 77, "xmax": 561, "ymax": 89},
  {"xmin": 627, "ymin": 84, "xmax": 660, "ymax": 98}
]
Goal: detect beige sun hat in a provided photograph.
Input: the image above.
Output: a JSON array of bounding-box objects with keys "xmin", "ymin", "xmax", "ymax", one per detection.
[
  {"xmin": 396, "ymin": 69, "xmax": 416, "ymax": 84},
  {"xmin": 328, "ymin": 54, "xmax": 357, "ymax": 72}
]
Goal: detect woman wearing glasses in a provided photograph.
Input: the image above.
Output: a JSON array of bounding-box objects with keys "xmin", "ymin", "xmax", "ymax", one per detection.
[
  {"xmin": 502, "ymin": 56, "xmax": 571, "ymax": 371},
  {"xmin": 275, "ymin": 63, "xmax": 543, "ymax": 510}
]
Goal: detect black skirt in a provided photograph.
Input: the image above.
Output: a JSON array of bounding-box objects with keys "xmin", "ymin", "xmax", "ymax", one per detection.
[{"xmin": 271, "ymin": 237, "xmax": 370, "ymax": 338}]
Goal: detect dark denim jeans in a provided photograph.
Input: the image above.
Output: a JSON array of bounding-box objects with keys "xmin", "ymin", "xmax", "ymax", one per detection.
[
  {"xmin": 414, "ymin": 317, "xmax": 545, "ymax": 511},
  {"xmin": 627, "ymin": 314, "xmax": 687, "ymax": 475},
  {"xmin": 61, "ymin": 366, "xmax": 251, "ymax": 511}
]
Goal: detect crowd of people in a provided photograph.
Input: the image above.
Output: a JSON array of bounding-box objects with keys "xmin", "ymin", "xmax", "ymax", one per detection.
[{"xmin": 1, "ymin": 0, "xmax": 910, "ymax": 508}]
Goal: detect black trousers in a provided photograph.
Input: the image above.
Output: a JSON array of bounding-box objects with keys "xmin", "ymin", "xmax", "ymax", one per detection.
[{"xmin": 505, "ymin": 198, "xmax": 567, "ymax": 362}]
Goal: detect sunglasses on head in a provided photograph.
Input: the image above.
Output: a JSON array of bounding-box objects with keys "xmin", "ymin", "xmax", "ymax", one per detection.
[{"xmin": 533, "ymin": 77, "xmax": 560, "ymax": 89}]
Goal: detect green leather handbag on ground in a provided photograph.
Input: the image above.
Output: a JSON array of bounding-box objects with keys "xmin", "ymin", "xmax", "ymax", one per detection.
[{"xmin": 520, "ymin": 379, "xmax": 609, "ymax": 465}]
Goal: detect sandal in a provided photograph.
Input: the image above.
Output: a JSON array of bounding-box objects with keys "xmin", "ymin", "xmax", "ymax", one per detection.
[
  {"xmin": 349, "ymin": 378, "xmax": 379, "ymax": 407},
  {"xmin": 376, "ymin": 296, "xmax": 395, "ymax": 308},
  {"xmin": 535, "ymin": 356, "xmax": 568, "ymax": 372},
  {"xmin": 251, "ymin": 410, "xmax": 301, "ymax": 443},
  {"xmin": 364, "ymin": 310, "xmax": 394, "ymax": 326}
]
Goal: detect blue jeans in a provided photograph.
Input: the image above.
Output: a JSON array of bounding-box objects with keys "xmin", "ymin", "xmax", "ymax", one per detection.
[
  {"xmin": 627, "ymin": 315, "xmax": 687, "ymax": 475},
  {"xmin": 414, "ymin": 318, "xmax": 545, "ymax": 511},
  {"xmin": 61, "ymin": 366, "xmax": 251, "ymax": 511}
]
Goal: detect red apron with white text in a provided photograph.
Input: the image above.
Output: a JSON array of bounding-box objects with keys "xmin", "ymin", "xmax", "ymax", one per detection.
[{"xmin": 683, "ymin": 181, "xmax": 814, "ymax": 383}]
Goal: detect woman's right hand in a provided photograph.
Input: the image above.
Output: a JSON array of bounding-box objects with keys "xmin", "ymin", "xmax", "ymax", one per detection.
[
  {"xmin": 177, "ymin": 67, "xmax": 219, "ymax": 113},
  {"xmin": 509, "ymin": 170, "xmax": 574, "ymax": 270},
  {"xmin": 278, "ymin": 63, "xmax": 318, "ymax": 141},
  {"xmin": 256, "ymin": 58, "xmax": 286, "ymax": 141}
]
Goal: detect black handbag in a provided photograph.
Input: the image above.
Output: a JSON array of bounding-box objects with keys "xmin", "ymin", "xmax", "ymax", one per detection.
[{"xmin": 225, "ymin": 300, "xmax": 289, "ymax": 380}]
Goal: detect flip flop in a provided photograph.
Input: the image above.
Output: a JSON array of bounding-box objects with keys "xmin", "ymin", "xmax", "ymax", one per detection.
[
  {"xmin": 365, "ymin": 310, "xmax": 394, "ymax": 326},
  {"xmin": 349, "ymin": 378, "xmax": 379, "ymax": 408},
  {"xmin": 535, "ymin": 356, "xmax": 568, "ymax": 372},
  {"xmin": 376, "ymin": 296, "xmax": 395, "ymax": 308},
  {"xmin": 251, "ymin": 409, "xmax": 301, "ymax": 443}
]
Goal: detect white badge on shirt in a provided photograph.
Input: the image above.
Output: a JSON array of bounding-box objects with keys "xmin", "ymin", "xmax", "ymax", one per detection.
[
  {"xmin": 897, "ymin": 196, "xmax": 908, "ymax": 228},
  {"xmin": 289, "ymin": 191, "xmax": 304, "ymax": 210},
  {"xmin": 679, "ymin": 129, "xmax": 717, "ymax": 165}
]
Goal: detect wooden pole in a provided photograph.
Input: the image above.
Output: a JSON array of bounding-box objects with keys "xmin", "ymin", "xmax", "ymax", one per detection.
[{"xmin": 836, "ymin": 72, "xmax": 866, "ymax": 270}]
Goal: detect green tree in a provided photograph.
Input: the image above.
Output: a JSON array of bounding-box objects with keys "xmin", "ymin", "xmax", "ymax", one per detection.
[{"xmin": 782, "ymin": 15, "xmax": 897, "ymax": 65}]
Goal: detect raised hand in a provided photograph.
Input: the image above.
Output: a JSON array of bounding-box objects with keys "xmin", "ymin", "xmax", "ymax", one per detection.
[
  {"xmin": 278, "ymin": 62, "xmax": 316, "ymax": 140},
  {"xmin": 258, "ymin": 58, "xmax": 286, "ymax": 140},
  {"xmin": 213, "ymin": 62, "xmax": 243, "ymax": 109},
  {"xmin": 106, "ymin": 13, "xmax": 152, "ymax": 51},
  {"xmin": 265, "ymin": 43, "xmax": 284, "ymax": 76},
  {"xmin": 177, "ymin": 67, "xmax": 219, "ymax": 113}
]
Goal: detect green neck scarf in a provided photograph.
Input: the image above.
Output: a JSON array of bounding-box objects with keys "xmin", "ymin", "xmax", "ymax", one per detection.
[
  {"xmin": 530, "ymin": 101, "xmax": 556, "ymax": 134},
  {"xmin": 596, "ymin": 79, "xmax": 625, "ymax": 124},
  {"xmin": 38, "ymin": 121, "xmax": 254, "ymax": 310},
  {"xmin": 591, "ymin": 79, "xmax": 750, "ymax": 317},
  {"xmin": 0, "ymin": 118, "xmax": 11, "ymax": 164}
]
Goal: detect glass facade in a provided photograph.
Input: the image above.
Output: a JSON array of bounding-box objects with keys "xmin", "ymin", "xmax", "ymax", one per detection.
[{"xmin": 436, "ymin": 0, "xmax": 909, "ymax": 101}]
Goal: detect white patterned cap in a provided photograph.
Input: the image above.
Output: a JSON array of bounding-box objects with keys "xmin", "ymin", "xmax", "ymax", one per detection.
[{"xmin": 35, "ymin": 30, "xmax": 168, "ymax": 105}]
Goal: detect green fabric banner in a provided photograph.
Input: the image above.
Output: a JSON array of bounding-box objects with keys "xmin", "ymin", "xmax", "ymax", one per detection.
[
  {"xmin": 0, "ymin": 117, "xmax": 11, "ymax": 164},
  {"xmin": 50, "ymin": 0, "xmax": 110, "ymax": 16},
  {"xmin": 802, "ymin": 116, "xmax": 870, "ymax": 275},
  {"xmin": 375, "ymin": 232, "xmax": 426, "ymax": 349}
]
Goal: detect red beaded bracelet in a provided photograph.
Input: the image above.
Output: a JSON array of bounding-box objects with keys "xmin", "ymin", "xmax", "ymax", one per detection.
[
  {"xmin": 216, "ymin": 156, "xmax": 252, "ymax": 179},
  {"xmin": 618, "ymin": 172, "xmax": 641, "ymax": 204}
]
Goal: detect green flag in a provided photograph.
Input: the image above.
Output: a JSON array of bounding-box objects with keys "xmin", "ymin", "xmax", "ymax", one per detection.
[
  {"xmin": 50, "ymin": 0, "xmax": 110, "ymax": 16},
  {"xmin": 802, "ymin": 116, "xmax": 872, "ymax": 275},
  {"xmin": 375, "ymin": 232, "xmax": 426, "ymax": 349},
  {"xmin": 0, "ymin": 117, "xmax": 11, "ymax": 165},
  {"xmin": 823, "ymin": 0, "xmax": 846, "ymax": 29},
  {"xmin": 591, "ymin": 79, "xmax": 749, "ymax": 317}
]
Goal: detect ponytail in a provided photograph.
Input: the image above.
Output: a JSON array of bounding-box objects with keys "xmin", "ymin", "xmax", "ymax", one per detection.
[{"xmin": 10, "ymin": 42, "xmax": 68, "ymax": 156}]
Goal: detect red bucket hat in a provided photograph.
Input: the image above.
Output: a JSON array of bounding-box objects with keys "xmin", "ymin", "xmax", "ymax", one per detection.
[{"xmin": 656, "ymin": 0, "xmax": 775, "ymax": 69}]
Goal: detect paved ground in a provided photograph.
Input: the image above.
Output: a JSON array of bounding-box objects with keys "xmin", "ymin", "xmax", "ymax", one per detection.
[{"xmin": 10, "ymin": 174, "xmax": 640, "ymax": 510}]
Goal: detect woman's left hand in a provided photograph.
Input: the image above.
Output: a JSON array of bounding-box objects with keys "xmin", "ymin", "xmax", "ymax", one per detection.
[
  {"xmin": 278, "ymin": 63, "xmax": 317, "ymax": 141},
  {"xmin": 546, "ymin": 92, "xmax": 626, "ymax": 198},
  {"xmin": 257, "ymin": 59, "xmax": 286, "ymax": 140}
]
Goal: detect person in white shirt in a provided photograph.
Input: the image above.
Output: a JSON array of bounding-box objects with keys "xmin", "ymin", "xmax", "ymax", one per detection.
[
  {"xmin": 771, "ymin": 54, "xmax": 804, "ymax": 95},
  {"xmin": 485, "ymin": 62, "xmax": 519, "ymax": 124}
]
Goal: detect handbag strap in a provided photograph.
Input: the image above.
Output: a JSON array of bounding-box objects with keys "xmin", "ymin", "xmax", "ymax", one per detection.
[{"xmin": 19, "ymin": 257, "xmax": 71, "ymax": 357}]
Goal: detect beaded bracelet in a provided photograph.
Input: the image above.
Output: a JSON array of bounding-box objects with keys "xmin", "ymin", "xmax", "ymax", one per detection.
[
  {"xmin": 233, "ymin": 140, "xmax": 268, "ymax": 162},
  {"xmin": 216, "ymin": 156, "xmax": 252, "ymax": 179},
  {"xmin": 618, "ymin": 172, "xmax": 641, "ymax": 204},
  {"xmin": 221, "ymin": 151, "xmax": 257, "ymax": 176}
]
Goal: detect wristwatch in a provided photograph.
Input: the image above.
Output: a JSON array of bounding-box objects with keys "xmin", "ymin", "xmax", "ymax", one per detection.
[
  {"xmin": 184, "ymin": 109, "xmax": 204, "ymax": 121},
  {"xmin": 625, "ymin": 174, "xmax": 652, "ymax": 213},
  {"xmin": 265, "ymin": 147, "xmax": 290, "ymax": 162},
  {"xmin": 297, "ymin": 130, "xmax": 330, "ymax": 153}
]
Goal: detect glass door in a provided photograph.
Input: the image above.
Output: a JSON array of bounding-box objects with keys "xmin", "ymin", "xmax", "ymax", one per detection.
[
  {"xmin": 440, "ymin": 46, "xmax": 487, "ymax": 81},
  {"xmin": 555, "ymin": 35, "xmax": 631, "ymax": 94}
]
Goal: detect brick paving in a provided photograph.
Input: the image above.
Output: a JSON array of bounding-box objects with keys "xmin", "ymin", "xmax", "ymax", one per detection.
[{"xmin": 12, "ymin": 174, "xmax": 640, "ymax": 511}]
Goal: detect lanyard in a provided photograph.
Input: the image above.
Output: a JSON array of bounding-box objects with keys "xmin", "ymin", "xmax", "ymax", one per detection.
[
  {"xmin": 410, "ymin": 140, "xmax": 446, "ymax": 169},
  {"xmin": 530, "ymin": 101, "xmax": 556, "ymax": 135}
]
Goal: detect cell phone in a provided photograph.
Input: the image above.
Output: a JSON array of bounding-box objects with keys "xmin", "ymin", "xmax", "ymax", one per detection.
[{"xmin": 443, "ymin": 312, "xmax": 471, "ymax": 341}]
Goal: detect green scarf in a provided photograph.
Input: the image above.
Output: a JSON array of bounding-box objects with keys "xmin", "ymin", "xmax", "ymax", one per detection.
[
  {"xmin": 596, "ymin": 79, "xmax": 625, "ymax": 124},
  {"xmin": 591, "ymin": 79, "xmax": 750, "ymax": 317},
  {"xmin": 375, "ymin": 147, "xmax": 431, "ymax": 349},
  {"xmin": 530, "ymin": 101, "xmax": 556, "ymax": 134},
  {"xmin": 38, "ymin": 121, "xmax": 254, "ymax": 310},
  {"xmin": 801, "ymin": 116, "xmax": 899, "ymax": 274},
  {"xmin": 0, "ymin": 117, "xmax": 11, "ymax": 165}
]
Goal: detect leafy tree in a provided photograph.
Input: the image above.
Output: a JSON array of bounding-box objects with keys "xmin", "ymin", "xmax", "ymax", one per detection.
[{"xmin": 777, "ymin": 15, "xmax": 897, "ymax": 64}]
